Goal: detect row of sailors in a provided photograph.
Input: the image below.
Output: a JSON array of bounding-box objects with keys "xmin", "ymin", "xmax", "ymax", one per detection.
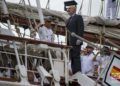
[
  {"xmin": 81, "ymin": 46, "xmax": 111, "ymax": 77},
  {"xmin": 68, "ymin": 45, "xmax": 112, "ymax": 77}
]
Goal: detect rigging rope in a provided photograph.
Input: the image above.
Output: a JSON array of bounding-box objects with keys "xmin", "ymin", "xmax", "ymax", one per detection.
[
  {"xmin": 28, "ymin": 0, "xmax": 37, "ymax": 28},
  {"xmin": 46, "ymin": 0, "xmax": 50, "ymax": 9},
  {"xmin": 78, "ymin": 0, "xmax": 84, "ymax": 14},
  {"xmin": 87, "ymin": 0, "xmax": 92, "ymax": 16},
  {"xmin": 116, "ymin": 0, "xmax": 120, "ymax": 18},
  {"xmin": 21, "ymin": 0, "xmax": 37, "ymax": 38},
  {"xmin": 98, "ymin": 0, "xmax": 105, "ymax": 16}
]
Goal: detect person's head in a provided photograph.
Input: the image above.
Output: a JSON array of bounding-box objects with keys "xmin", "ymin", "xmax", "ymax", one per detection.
[
  {"xmin": 44, "ymin": 18, "xmax": 52, "ymax": 28},
  {"xmin": 67, "ymin": 6, "xmax": 76, "ymax": 16},
  {"xmin": 100, "ymin": 46, "xmax": 111, "ymax": 56},
  {"xmin": 64, "ymin": 1, "xmax": 77, "ymax": 16},
  {"xmin": 82, "ymin": 48, "xmax": 88, "ymax": 55},
  {"xmin": 86, "ymin": 45, "xmax": 94, "ymax": 54}
]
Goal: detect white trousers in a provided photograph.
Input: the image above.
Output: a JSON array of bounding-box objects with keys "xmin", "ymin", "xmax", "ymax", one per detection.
[{"xmin": 106, "ymin": 0, "xmax": 117, "ymax": 19}]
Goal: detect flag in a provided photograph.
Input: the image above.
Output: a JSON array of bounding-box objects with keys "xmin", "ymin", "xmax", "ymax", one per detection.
[
  {"xmin": 103, "ymin": 53, "xmax": 120, "ymax": 86},
  {"xmin": 110, "ymin": 66, "xmax": 120, "ymax": 81}
]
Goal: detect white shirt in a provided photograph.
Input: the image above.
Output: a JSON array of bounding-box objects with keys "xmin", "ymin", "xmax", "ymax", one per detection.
[
  {"xmin": 96, "ymin": 55, "xmax": 111, "ymax": 76},
  {"xmin": 81, "ymin": 53, "xmax": 94, "ymax": 75},
  {"xmin": 46, "ymin": 29, "xmax": 54, "ymax": 42},
  {"xmin": 38, "ymin": 26, "xmax": 54, "ymax": 42},
  {"xmin": 38, "ymin": 26, "xmax": 48, "ymax": 41},
  {"xmin": 96, "ymin": 55, "xmax": 111, "ymax": 69}
]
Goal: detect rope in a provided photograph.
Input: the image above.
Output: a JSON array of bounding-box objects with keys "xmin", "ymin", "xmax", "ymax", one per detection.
[
  {"xmin": 27, "ymin": 0, "xmax": 37, "ymax": 28},
  {"xmin": 78, "ymin": 0, "xmax": 84, "ymax": 14},
  {"xmin": 27, "ymin": 0, "xmax": 39, "ymax": 39},
  {"xmin": 46, "ymin": 0, "xmax": 50, "ymax": 9},
  {"xmin": 99, "ymin": 24, "xmax": 106, "ymax": 49},
  {"xmin": 19, "ymin": 0, "xmax": 36, "ymax": 38},
  {"xmin": 98, "ymin": 0, "xmax": 105, "ymax": 16},
  {"xmin": 116, "ymin": 0, "xmax": 120, "ymax": 18},
  {"xmin": 87, "ymin": 0, "xmax": 92, "ymax": 16}
]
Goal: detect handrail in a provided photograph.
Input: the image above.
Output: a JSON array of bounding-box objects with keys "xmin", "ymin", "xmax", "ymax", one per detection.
[{"xmin": 0, "ymin": 34, "xmax": 71, "ymax": 49}]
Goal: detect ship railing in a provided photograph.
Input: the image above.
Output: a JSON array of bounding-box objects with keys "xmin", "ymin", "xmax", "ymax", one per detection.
[{"xmin": 0, "ymin": 34, "xmax": 71, "ymax": 85}]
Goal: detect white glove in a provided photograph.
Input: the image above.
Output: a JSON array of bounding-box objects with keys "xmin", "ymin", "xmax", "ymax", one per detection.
[{"xmin": 76, "ymin": 40, "xmax": 82, "ymax": 45}]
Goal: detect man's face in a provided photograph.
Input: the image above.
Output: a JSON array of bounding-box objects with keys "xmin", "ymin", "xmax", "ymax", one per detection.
[
  {"xmin": 86, "ymin": 48, "xmax": 93, "ymax": 54},
  {"xmin": 45, "ymin": 21, "xmax": 51, "ymax": 28},
  {"xmin": 67, "ymin": 6, "xmax": 76, "ymax": 15},
  {"xmin": 83, "ymin": 49, "xmax": 88, "ymax": 55}
]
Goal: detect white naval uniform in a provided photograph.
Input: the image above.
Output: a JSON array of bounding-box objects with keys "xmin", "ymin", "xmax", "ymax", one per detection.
[
  {"xmin": 38, "ymin": 26, "xmax": 48, "ymax": 41},
  {"xmin": 38, "ymin": 26, "xmax": 54, "ymax": 42},
  {"xmin": 46, "ymin": 29, "xmax": 54, "ymax": 42},
  {"xmin": 81, "ymin": 53, "xmax": 95, "ymax": 75},
  {"xmin": 96, "ymin": 55, "xmax": 112, "ymax": 76},
  {"xmin": 106, "ymin": 0, "xmax": 117, "ymax": 19}
]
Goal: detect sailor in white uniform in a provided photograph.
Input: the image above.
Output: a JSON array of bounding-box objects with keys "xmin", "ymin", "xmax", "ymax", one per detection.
[
  {"xmin": 106, "ymin": 0, "xmax": 117, "ymax": 19},
  {"xmin": 38, "ymin": 17, "xmax": 54, "ymax": 42},
  {"xmin": 96, "ymin": 46, "xmax": 111, "ymax": 76},
  {"xmin": 38, "ymin": 26, "xmax": 48, "ymax": 41},
  {"xmin": 81, "ymin": 46, "xmax": 95, "ymax": 76},
  {"xmin": 97, "ymin": 55, "xmax": 111, "ymax": 73},
  {"xmin": 46, "ymin": 27, "xmax": 54, "ymax": 42}
]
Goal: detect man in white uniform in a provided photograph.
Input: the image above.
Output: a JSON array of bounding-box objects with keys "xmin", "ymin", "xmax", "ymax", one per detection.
[
  {"xmin": 106, "ymin": 0, "xmax": 117, "ymax": 19},
  {"xmin": 38, "ymin": 17, "xmax": 54, "ymax": 42},
  {"xmin": 46, "ymin": 27, "xmax": 54, "ymax": 42},
  {"xmin": 38, "ymin": 25, "xmax": 48, "ymax": 41},
  {"xmin": 96, "ymin": 46, "xmax": 111, "ymax": 76},
  {"xmin": 81, "ymin": 46, "xmax": 95, "ymax": 76}
]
